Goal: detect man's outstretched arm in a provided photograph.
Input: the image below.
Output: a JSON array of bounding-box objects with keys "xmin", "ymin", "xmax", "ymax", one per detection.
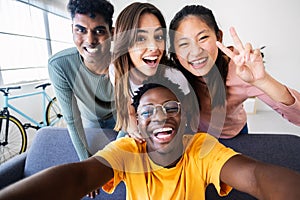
[
  {"xmin": 221, "ymin": 155, "xmax": 300, "ymax": 200},
  {"xmin": 0, "ymin": 157, "xmax": 113, "ymax": 200}
]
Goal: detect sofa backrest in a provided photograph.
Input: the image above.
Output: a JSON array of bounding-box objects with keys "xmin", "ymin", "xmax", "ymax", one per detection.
[{"xmin": 220, "ymin": 133, "xmax": 300, "ymax": 172}]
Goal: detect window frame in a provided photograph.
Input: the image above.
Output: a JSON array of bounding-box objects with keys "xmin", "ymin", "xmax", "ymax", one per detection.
[{"xmin": 0, "ymin": 0, "xmax": 73, "ymax": 86}]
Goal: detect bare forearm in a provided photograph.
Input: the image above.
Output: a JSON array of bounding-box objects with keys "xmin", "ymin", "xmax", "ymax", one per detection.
[
  {"xmin": 254, "ymin": 163, "xmax": 300, "ymax": 200},
  {"xmin": 253, "ymin": 73, "xmax": 295, "ymax": 105},
  {"xmin": 0, "ymin": 158, "xmax": 113, "ymax": 200},
  {"xmin": 221, "ymin": 155, "xmax": 300, "ymax": 199},
  {"xmin": 0, "ymin": 164, "xmax": 88, "ymax": 200}
]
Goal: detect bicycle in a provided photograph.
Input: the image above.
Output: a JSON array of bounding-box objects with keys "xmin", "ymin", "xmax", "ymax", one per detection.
[{"xmin": 0, "ymin": 82, "xmax": 65, "ymax": 164}]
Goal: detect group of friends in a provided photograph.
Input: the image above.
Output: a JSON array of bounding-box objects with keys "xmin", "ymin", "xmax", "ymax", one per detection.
[{"xmin": 1, "ymin": 0, "xmax": 300, "ymax": 199}]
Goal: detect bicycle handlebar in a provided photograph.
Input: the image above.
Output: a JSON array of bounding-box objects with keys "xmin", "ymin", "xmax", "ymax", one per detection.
[
  {"xmin": 0, "ymin": 86, "xmax": 21, "ymax": 94},
  {"xmin": 0, "ymin": 82, "xmax": 52, "ymax": 95},
  {"xmin": 35, "ymin": 83, "xmax": 51, "ymax": 90}
]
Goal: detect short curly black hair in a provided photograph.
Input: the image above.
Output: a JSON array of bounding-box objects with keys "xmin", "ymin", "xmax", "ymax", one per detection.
[
  {"xmin": 132, "ymin": 76, "xmax": 185, "ymax": 113},
  {"xmin": 67, "ymin": 0, "xmax": 114, "ymax": 30}
]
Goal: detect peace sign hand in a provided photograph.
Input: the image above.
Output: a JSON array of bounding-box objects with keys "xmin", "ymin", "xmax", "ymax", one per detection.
[{"xmin": 216, "ymin": 27, "xmax": 266, "ymax": 85}]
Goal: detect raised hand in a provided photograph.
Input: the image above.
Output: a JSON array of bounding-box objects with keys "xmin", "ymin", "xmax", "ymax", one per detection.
[
  {"xmin": 127, "ymin": 104, "xmax": 146, "ymax": 143},
  {"xmin": 216, "ymin": 27, "xmax": 266, "ymax": 85}
]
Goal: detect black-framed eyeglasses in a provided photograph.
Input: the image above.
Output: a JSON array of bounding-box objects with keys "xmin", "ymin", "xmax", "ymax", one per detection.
[{"xmin": 137, "ymin": 101, "xmax": 181, "ymax": 120}]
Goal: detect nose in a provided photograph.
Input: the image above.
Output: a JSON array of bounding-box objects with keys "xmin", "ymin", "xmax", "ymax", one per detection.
[
  {"xmin": 86, "ymin": 31, "xmax": 97, "ymax": 45},
  {"xmin": 190, "ymin": 41, "xmax": 204, "ymax": 55},
  {"xmin": 147, "ymin": 38, "xmax": 159, "ymax": 51}
]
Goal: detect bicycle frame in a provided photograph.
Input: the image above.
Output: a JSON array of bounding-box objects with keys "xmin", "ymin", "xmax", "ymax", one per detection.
[{"xmin": 2, "ymin": 88, "xmax": 53, "ymax": 129}]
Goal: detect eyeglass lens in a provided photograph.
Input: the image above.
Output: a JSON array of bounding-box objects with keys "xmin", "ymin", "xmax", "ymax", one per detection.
[{"xmin": 139, "ymin": 101, "xmax": 180, "ymax": 119}]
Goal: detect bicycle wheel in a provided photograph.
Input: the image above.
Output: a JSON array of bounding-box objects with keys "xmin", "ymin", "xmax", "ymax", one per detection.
[
  {"xmin": 46, "ymin": 97, "xmax": 66, "ymax": 128},
  {"xmin": 0, "ymin": 114, "xmax": 27, "ymax": 164}
]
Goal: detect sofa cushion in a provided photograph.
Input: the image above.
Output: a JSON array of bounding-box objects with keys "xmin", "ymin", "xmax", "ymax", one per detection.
[{"xmin": 24, "ymin": 127, "xmax": 118, "ymax": 177}]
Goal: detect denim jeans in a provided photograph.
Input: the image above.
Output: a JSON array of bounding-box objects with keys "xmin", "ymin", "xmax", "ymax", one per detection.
[
  {"xmin": 82, "ymin": 115, "xmax": 116, "ymax": 129},
  {"xmin": 99, "ymin": 116, "xmax": 116, "ymax": 129}
]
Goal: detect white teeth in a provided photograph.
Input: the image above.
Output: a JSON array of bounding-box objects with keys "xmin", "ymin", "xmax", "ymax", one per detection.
[
  {"xmin": 86, "ymin": 47, "xmax": 98, "ymax": 53},
  {"xmin": 144, "ymin": 56, "xmax": 158, "ymax": 61},
  {"xmin": 190, "ymin": 58, "xmax": 206, "ymax": 65},
  {"xmin": 153, "ymin": 127, "xmax": 172, "ymax": 134}
]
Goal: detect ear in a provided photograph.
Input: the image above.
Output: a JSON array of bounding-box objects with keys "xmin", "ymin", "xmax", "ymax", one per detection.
[
  {"xmin": 110, "ymin": 27, "xmax": 115, "ymax": 41},
  {"xmin": 217, "ymin": 29, "xmax": 223, "ymax": 43},
  {"xmin": 136, "ymin": 116, "xmax": 143, "ymax": 135},
  {"xmin": 178, "ymin": 110, "xmax": 190, "ymax": 134},
  {"xmin": 182, "ymin": 113, "xmax": 187, "ymax": 126},
  {"xmin": 136, "ymin": 115, "xmax": 139, "ymax": 126},
  {"xmin": 182, "ymin": 95, "xmax": 199, "ymax": 132},
  {"xmin": 179, "ymin": 101, "xmax": 188, "ymax": 126}
]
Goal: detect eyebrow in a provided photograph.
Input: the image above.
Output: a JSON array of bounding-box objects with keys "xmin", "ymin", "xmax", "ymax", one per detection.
[
  {"xmin": 74, "ymin": 24, "xmax": 107, "ymax": 31},
  {"xmin": 176, "ymin": 29, "xmax": 208, "ymax": 42},
  {"xmin": 137, "ymin": 27, "xmax": 164, "ymax": 34},
  {"xmin": 140, "ymin": 99, "xmax": 176, "ymax": 107}
]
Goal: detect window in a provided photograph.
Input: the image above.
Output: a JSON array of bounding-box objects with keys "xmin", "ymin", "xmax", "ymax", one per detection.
[
  {"xmin": 0, "ymin": 0, "xmax": 73, "ymax": 85},
  {"xmin": 48, "ymin": 12, "xmax": 73, "ymax": 55}
]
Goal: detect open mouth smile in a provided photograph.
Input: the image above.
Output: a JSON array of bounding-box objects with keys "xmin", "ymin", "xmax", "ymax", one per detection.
[
  {"xmin": 84, "ymin": 47, "xmax": 99, "ymax": 54},
  {"xmin": 143, "ymin": 56, "xmax": 159, "ymax": 67},
  {"xmin": 152, "ymin": 127, "xmax": 174, "ymax": 142},
  {"xmin": 189, "ymin": 57, "xmax": 208, "ymax": 68}
]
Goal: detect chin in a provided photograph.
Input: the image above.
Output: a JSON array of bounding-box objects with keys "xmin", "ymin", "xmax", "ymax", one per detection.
[{"xmin": 145, "ymin": 68, "xmax": 158, "ymax": 76}]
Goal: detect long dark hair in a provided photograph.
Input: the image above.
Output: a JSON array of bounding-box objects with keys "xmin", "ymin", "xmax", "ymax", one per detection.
[{"xmin": 169, "ymin": 5, "xmax": 229, "ymax": 108}]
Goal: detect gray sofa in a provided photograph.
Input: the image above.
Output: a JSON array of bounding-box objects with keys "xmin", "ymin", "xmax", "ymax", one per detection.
[{"xmin": 1, "ymin": 127, "xmax": 299, "ymax": 200}]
